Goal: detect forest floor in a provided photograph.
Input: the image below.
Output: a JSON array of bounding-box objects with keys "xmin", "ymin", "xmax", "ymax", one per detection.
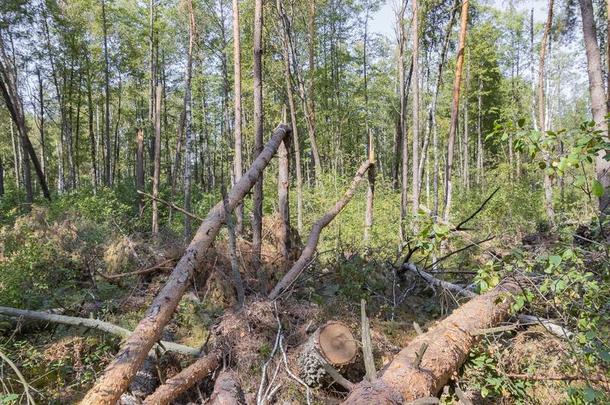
[{"xmin": 0, "ymin": 180, "xmax": 609, "ymax": 404}]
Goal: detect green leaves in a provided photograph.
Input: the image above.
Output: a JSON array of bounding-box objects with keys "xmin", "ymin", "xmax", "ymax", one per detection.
[{"xmin": 592, "ymin": 179, "xmax": 605, "ymax": 197}]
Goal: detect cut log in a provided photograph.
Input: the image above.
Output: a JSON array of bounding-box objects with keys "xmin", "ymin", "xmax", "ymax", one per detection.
[
  {"xmin": 269, "ymin": 160, "xmax": 373, "ymax": 299},
  {"xmin": 209, "ymin": 370, "xmax": 246, "ymax": 405},
  {"xmin": 0, "ymin": 305, "xmax": 198, "ymax": 356},
  {"xmin": 342, "ymin": 280, "xmax": 521, "ymax": 404},
  {"xmin": 142, "ymin": 349, "xmax": 222, "ymax": 405},
  {"xmin": 298, "ymin": 321, "xmax": 358, "ymax": 387},
  {"xmin": 81, "ymin": 124, "xmax": 291, "ymax": 405}
]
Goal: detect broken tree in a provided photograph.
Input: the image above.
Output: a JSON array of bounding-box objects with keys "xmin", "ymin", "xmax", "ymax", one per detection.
[
  {"xmin": 269, "ymin": 160, "xmax": 373, "ymax": 299},
  {"xmin": 81, "ymin": 124, "xmax": 292, "ymax": 405}
]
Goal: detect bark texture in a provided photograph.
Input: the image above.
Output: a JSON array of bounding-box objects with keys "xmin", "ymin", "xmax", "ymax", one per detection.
[
  {"xmin": 209, "ymin": 370, "xmax": 246, "ymax": 405},
  {"xmin": 81, "ymin": 125, "xmax": 291, "ymax": 405},
  {"xmin": 343, "ymin": 280, "xmax": 520, "ymax": 404},
  {"xmin": 142, "ymin": 350, "xmax": 222, "ymax": 405},
  {"xmin": 579, "ymin": 0, "xmax": 610, "ymax": 213}
]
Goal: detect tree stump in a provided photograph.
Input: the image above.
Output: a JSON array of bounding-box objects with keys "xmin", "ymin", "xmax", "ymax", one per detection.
[{"xmin": 298, "ymin": 321, "xmax": 358, "ymax": 387}]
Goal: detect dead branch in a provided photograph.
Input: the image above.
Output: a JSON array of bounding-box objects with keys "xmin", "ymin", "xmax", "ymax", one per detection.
[
  {"xmin": 505, "ymin": 373, "xmax": 609, "ymax": 383},
  {"xmin": 0, "ymin": 305, "xmax": 198, "ymax": 357},
  {"xmin": 269, "ymin": 160, "xmax": 373, "ymax": 300},
  {"xmin": 81, "ymin": 124, "xmax": 292, "ymax": 405},
  {"xmin": 102, "ymin": 258, "xmax": 174, "ymax": 280},
  {"xmin": 452, "ymin": 187, "xmax": 499, "ymax": 231},
  {"xmin": 142, "ymin": 349, "xmax": 222, "ymax": 405},
  {"xmin": 137, "ymin": 190, "xmax": 203, "ymax": 221}
]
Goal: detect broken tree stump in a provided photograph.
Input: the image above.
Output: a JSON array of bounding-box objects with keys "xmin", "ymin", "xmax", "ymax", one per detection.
[
  {"xmin": 298, "ymin": 321, "xmax": 358, "ymax": 387},
  {"xmin": 209, "ymin": 370, "xmax": 246, "ymax": 405},
  {"xmin": 342, "ymin": 280, "xmax": 521, "ymax": 404},
  {"xmin": 81, "ymin": 124, "xmax": 292, "ymax": 405}
]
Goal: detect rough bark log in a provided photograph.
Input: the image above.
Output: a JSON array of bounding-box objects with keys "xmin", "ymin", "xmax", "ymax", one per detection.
[
  {"xmin": 81, "ymin": 124, "xmax": 291, "ymax": 405},
  {"xmin": 0, "ymin": 306, "xmax": 198, "ymax": 356},
  {"xmin": 269, "ymin": 160, "xmax": 372, "ymax": 299},
  {"xmin": 404, "ymin": 264, "xmax": 573, "ymax": 339},
  {"xmin": 298, "ymin": 321, "xmax": 358, "ymax": 387},
  {"xmin": 209, "ymin": 370, "xmax": 246, "ymax": 405},
  {"xmin": 142, "ymin": 349, "xmax": 222, "ymax": 405},
  {"xmin": 343, "ymin": 280, "xmax": 520, "ymax": 404}
]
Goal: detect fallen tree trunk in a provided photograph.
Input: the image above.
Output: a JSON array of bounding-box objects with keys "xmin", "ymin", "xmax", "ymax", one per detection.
[
  {"xmin": 142, "ymin": 349, "xmax": 222, "ymax": 405},
  {"xmin": 0, "ymin": 305, "xmax": 198, "ymax": 356},
  {"xmin": 81, "ymin": 124, "xmax": 292, "ymax": 405},
  {"xmin": 342, "ymin": 280, "xmax": 521, "ymax": 404},
  {"xmin": 269, "ymin": 160, "xmax": 373, "ymax": 300},
  {"xmin": 209, "ymin": 370, "xmax": 246, "ymax": 405},
  {"xmin": 405, "ymin": 264, "xmax": 573, "ymax": 339}
]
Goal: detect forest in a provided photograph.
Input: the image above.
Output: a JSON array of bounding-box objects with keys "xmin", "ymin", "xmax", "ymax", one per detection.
[{"xmin": 1, "ymin": 0, "xmax": 610, "ymax": 403}]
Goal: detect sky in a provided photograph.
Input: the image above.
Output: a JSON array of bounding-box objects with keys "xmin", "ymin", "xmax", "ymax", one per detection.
[{"xmin": 370, "ymin": 0, "xmax": 550, "ymax": 39}]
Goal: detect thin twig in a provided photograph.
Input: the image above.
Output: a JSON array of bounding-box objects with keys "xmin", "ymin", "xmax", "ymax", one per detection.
[
  {"xmin": 0, "ymin": 349, "xmax": 37, "ymax": 405},
  {"xmin": 137, "ymin": 190, "xmax": 204, "ymax": 221}
]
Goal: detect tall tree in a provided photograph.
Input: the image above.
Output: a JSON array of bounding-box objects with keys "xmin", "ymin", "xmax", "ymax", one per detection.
[
  {"xmin": 539, "ymin": 0, "xmax": 555, "ymax": 223},
  {"xmin": 579, "ymin": 0, "xmax": 610, "ymax": 213},
  {"xmin": 252, "ymin": 0, "xmax": 265, "ymax": 289},
  {"xmin": 152, "ymin": 84, "xmax": 162, "ymax": 236},
  {"xmin": 442, "ymin": 0, "xmax": 469, "ymax": 222},
  {"xmin": 396, "ymin": 0, "xmax": 408, "ymax": 241},
  {"xmin": 183, "ymin": 0, "xmax": 196, "ymax": 238},
  {"xmin": 232, "ymin": 0, "xmax": 244, "ymax": 232},
  {"xmin": 430, "ymin": 0, "xmax": 459, "ymax": 218},
  {"xmin": 277, "ymin": 0, "xmax": 304, "ymax": 233},
  {"xmin": 0, "ymin": 33, "xmax": 51, "ymax": 202},
  {"xmin": 411, "ymin": 0, "xmax": 420, "ymax": 213},
  {"xmin": 363, "ymin": 2, "xmax": 375, "ymax": 244},
  {"xmin": 101, "ymin": 0, "xmax": 112, "ymax": 186}
]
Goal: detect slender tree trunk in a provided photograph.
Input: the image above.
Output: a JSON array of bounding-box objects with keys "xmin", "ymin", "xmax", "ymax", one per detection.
[
  {"xmin": 277, "ymin": 0, "xmax": 304, "ymax": 234},
  {"xmin": 431, "ymin": 0, "xmax": 459, "ymax": 218},
  {"xmin": 442, "ymin": 0, "xmax": 469, "ymax": 222},
  {"xmin": 136, "ymin": 128, "xmax": 145, "ymax": 212},
  {"xmin": 37, "ymin": 68, "xmax": 46, "ymax": 182},
  {"xmin": 530, "ymin": 9, "xmax": 539, "ymax": 132},
  {"xmin": 149, "ymin": 0, "xmax": 157, "ymax": 180},
  {"xmin": 183, "ymin": 0, "xmax": 196, "ymax": 239},
  {"xmin": 233, "ymin": 0, "xmax": 244, "ymax": 233},
  {"xmin": 10, "ymin": 122, "xmax": 20, "ymax": 188},
  {"xmin": 539, "ymin": 0, "xmax": 555, "ymax": 223},
  {"xmin": 363, "ymin": 6, "xmax": 375, "ymax": 244},
  {"xmin": 477, "ymin": 79, "xmax": 484, "ymax": 185},
  {"xmin": 306, "ymin": 0, "xmax": 322, "ymax": 181},
  {"xmin": 102, "ymin": 0, "xmax": 112, "ymax": 186},
  {"xmin": 252, "ymin": 0, "xmax": 265, "ymax": 290},
  {"xmin": 463, "ymin": 58, "xmax": 470, "ymax": 190},
  {"xmin": 87, "ymin": 64, "xmax": 97, "ymax": 192},
  {"xmin": 152, "ymin": 85, "xmax": 162, "ymax": 236},
  {"xmin": 0, "ymin": 38, "xmax": 50, "ymax": 202},
  {"xmin": 396, "ymin": 1, "xmax": 407, "ymax": 240},
  {"xmin": 411, "ymin": 0, "xmax": 420, "ymax": 214},
  {"xmin": 0, "ymin": 156, "xmax": 4, "ymax": 197},
  {"xmin": 579, "ymin": 0, "xmax": 610, "ymax": 213}
]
